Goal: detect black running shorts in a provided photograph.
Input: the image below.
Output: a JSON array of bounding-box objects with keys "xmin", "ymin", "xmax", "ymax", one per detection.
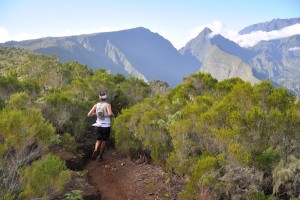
[{"xmin": 95, "ymin": 126, "xmax": 111, "ymax": 141}]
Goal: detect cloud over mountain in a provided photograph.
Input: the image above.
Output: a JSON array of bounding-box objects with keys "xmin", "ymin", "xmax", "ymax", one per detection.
[
  {"xmin": 288, "ymin": 46, "xmax": 300, "ymax": 51},
  {"xmin": 189, "ymin": 21, "xmax": 300, "ymax": 48},
  {"xmin": 232, "ymin": 24, "xmax": 300, "ymax": 47}
]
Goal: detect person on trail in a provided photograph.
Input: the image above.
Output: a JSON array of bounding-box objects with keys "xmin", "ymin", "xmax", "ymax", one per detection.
[{"xmin": 87, "ymin": 93, "xmax": 114, "ymax": 160}]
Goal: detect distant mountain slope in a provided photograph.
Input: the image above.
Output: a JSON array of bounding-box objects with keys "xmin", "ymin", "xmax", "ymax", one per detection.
[
  {"xmin": 180, "ymin": 21, "xmax": 300, "ymax": 96},
  {"xmin": 2, "ymin": 27, "xmax": 200, "ymax": 86},
  {"xmin": 249, "ymin": 34, "xmax": 300, "ymax": 95},
  {"xmin": 2, "ymin": 18, "xmax": 300, "ymax": 96},
  {"xmin": 200, "ymin": 45, "xmax": 259, "ymax": 84},
  {"xmin": 239, "ymin": 18, "xmax": 300, "ymax": 34},
  {"xmin": 179, "ymin": 28, "xmax": 259, "ymax": 85},
  {"xmin": 179, "ymin": 27, "xmax": 254, "ymax": 63},
  {"xmin": 210, "ymin": 35, "xmax": 255, "ymax": 63},
  {"xmin": 179, "ymin": 27, "xmax": 212, "ymax": 63}
]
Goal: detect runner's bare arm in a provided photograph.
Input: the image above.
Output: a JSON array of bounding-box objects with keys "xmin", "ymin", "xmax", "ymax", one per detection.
[
  {"xmin": 106, "ymin": 104, "xmax": 114, "ymax": 117},
  {"xmin": 87, "ymin": 104, "xmax": 97, "ymax": 117}
]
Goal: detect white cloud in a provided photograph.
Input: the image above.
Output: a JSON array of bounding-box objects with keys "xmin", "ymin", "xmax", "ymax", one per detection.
[
  {"xmin": 230, "ymin": 24, "xmax": 300, "ymax": 47},
  {"xmin": 186, "ymin": 22, "xmax": 300, "ymax": 48},
  {"xmin": 188, "ymin": 20, "xmax": 225, "ymax": 40},
  {"xmin": 170, "ymin": 20, "xmax": 227, "ymax": 49},
  {"xmin": 0, "ymin": 27, "xmax": 43, "ymax": 42},
  {"xmin": 0, "ymin": 27, "xmax": 10, "ymax": 42},
  {"xmin": 288, "ymin": 47, "xmax": 300, "ymax": 51}
]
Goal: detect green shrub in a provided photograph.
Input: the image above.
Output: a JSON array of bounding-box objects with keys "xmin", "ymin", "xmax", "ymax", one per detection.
[
  {"xmin": 179, "ymin": 154, "xmax": 225, "ymax": 199},
  {"xmin": 272, "ymin": 155, "xmax": 300, "ymax": 198},
  {"xmin": 0, "ymin": 108, "xmax": 59, "ymax": 155},
  {"xmin": 246, "ymin": 191, "xmax": 266, "ymax": 200},
  {"xmin": 60, "ymin": 132, "xmax": 77, "ymax": 153},
  {"xmin": 5, "ymin": 92, "xmax": 32, "ymax": 110},
  {"xmin": 0, "ymin": 98, "xmax": 5, "ymax": 110},
  {"xmin": 254, "ymin": 147, "xmax": 280, "ymax": 170},
  {"xmin": 113, "ymin": 109, "xmax": 143, "ymax": 158},
  {"xmin": 20, "ymin": 154, "xmax": 70, "ymax": 199},
  {"xmin": 63, "ymin": 190, "xmax": 84, "ymax": 200},
  {"xmin": 0, "ymin": 190, "xmax": 15, "ymax": 200}
]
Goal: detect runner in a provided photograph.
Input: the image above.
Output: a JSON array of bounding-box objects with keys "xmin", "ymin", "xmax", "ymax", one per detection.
[{"xmin": 87, "ymin": 93, "xmax": 114, "ymax": 160}]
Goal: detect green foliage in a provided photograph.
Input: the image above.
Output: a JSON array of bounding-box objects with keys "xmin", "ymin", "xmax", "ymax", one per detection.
[
  {"xmin": 113, "ymin": 73, "xmax": 126, "ymax": 84},
  {"xmin": 43, "ymin": 91, "xmax": 74, "ymax": 134},
  {"xmin": 252, "ymin": 80, "xmax": 274, "ymax": 108},
  {"xmin": 272, "ymin": 155, "xmax": 300, "ymax": 198},
  {"xmin": 5, "ymin": 92, "xmax": 33, "ymax": 110},
  {"xmin": 63, "ymin": 190, "xmax": 84, "ymax": 200},
  {"xmin": 184, "ymin": 72, "xmax": 218, "ymax": 93},
  {"xmin": 22, "ymin": 79, "xmax": 41, "ymax": 95},
  {"xmin": 114, "ymin": 73, "xmax": 299, "ymax": 199},
  {"xmin": 20, "ymin": 154, "xmax": 70, "ymax": 199},
  {"xmin": 228, "ymin": 143, "xmax": 250, "ymax": 165},
  {"xmin": 167, "ymin": 82, "xmax": 196, "ymax": 102},
  {"xmin": 0, "ymin": 108, "xmax": 59, "ymax": 156},
  {"xmin": 0, "ymin": 190, "xmax": 15, "ymax": 200},
  {"xmin": 268, "ymin": 108, "xmax": 300, "ymax": 161},
  {"xmin": 168, "ymin": 118, "xmax": 201, "ymax": 173},
  {"xmin": 267, "ymin": 87, "xmax": 296, "ymax": 112},
  {"xmin": 215, "ymin": 77, "xmax": 244, "ymax": 93},
  {"xmin": 0, "ymin": 97, "xmax": 5, "ymax": 110},
  {"xmin": 166, "ymin": 73, "xmax": 217, "ymax": 103},
  {"xmin": 226, "ymin": 81, "xmax": 254, "ymax": 114},
  {"xmin": 113, "ymin": 106, "xmax": 144, "ymax": 158},
  {"xmin": 179, "ymin": 154, "xmax": 225, "ymax": 200},
  {"xmin": 1, "ymin": 47, "xmax": 91, "ymax": 93},
  {"xmin": 243, "ymin": 106, "xmax": 269, "ymax": 151},
  {"xmin": 60, "ymin": 62, "xmax": 91, "ymax": 84},
  {"xmin": 0, "ymin": 108, "xmax": 59, "ymax": 197},
  {"xmin": 254, "ymin": 147, "xmax": 280, "ymax": 170},
  {"xmin": 138, "ymin": 108, "xmax": 173, "ymax": 164},
  {"xmin": 246, "ymin": 191, "xmax": 267, "ymax": 200},
  {"xmin": 60, "ymin": 132, "xmax": 77, "ymax": 153},
  {"xmin": 117, "ymin": 76, "xmax": 151, "ymax": 107},
  {"xmin": 0, "ymin": 73, "xmax": 23, "ymax": 99},
  {"xmin": 0, "ymin": 47, "xmax": 155, "ymax": 199},
  {"xmin": 1, "ymin": 47, "xmax": 300, "ymax": 199},
  {"xmin": 86, "ymin": 69, "xmax": 116, "ymax": 96}
]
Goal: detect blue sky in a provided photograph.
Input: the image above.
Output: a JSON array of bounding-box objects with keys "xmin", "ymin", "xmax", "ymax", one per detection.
[{"xmin": 0, "ymin": 0, "xmax": 299, "ymax": 49}]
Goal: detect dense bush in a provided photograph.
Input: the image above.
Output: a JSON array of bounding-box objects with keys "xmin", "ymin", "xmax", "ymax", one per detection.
[
  {"xmin": 0, "ymin": 108, "xmax": 59, "ymax": 199},
  {"xmin": 1, "ymin": 46, "xmax": 299, "ymax": 199},
  {"xmin": 114, "ymin": 72, "xmax": 300, "ymax": 199},
  {"xmin": 0, "ymin": 47, "xmax": 153, "ymax": 199},
  {"xmin": 20, "ymin": 154, "xmax": 70, "ymax": 199}
]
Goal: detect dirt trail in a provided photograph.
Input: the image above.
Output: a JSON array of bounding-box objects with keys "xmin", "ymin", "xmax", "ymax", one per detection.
[{"xmin": 85, "ymin": 149, "xmax": 184, "ymax": 200}]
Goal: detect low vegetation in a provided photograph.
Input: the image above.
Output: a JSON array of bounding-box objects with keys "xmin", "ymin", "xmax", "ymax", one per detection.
[
  {"xmin": 113, "ymin": 73, "xmax": 300, "ymax": 199},
  {"xmin": 0, "ymin": 46, "xmax": 299, "ymax": 199}
]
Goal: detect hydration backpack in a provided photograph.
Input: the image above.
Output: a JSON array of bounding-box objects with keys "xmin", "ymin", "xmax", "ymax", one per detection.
[{"xmin": 96, "ymin": 103, "xmax": 107, "ymax": 120}]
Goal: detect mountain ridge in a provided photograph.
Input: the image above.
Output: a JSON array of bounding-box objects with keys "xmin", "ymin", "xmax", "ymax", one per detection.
[
  {"xmin": 239, "ymin": 17, "xmax": 300, "ymax": 34},
  {"xmin": 1, "ymin": 18, "xmax": 300, "ymax": 96},
  {"xmin": 2, "ymin": 27, "xmax": 200, "ymax": 86}
]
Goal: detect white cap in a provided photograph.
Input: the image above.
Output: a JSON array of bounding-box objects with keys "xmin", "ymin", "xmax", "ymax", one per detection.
[{"xmin": 99, "ymin": 94, "xmax": 107, "ymax": 99}]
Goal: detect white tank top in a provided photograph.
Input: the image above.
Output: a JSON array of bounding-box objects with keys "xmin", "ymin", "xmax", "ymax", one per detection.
[{"xmin": 93, "ymin": 102, "xmax": 111, "ymax": 127}]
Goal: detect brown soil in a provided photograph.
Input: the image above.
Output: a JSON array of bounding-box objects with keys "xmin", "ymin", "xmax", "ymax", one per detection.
[{"xmin": 85, "ymin": 149, "xmax": 185, "ymax": 200}]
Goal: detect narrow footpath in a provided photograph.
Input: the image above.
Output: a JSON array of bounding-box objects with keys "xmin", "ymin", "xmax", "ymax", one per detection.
[{"xmin": 85, "ymin": 149, "xmax": 184, "ymax": 200}]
